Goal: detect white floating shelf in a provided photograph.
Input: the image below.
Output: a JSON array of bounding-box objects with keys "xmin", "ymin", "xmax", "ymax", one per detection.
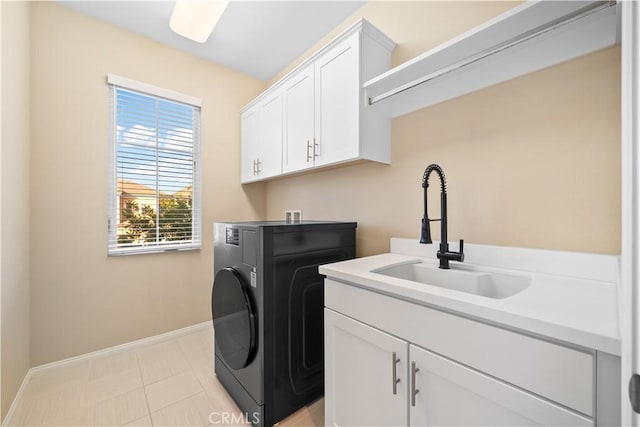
[{"xmin": 363, "ymin": 0, "xmax": 619, "ymax": 118}]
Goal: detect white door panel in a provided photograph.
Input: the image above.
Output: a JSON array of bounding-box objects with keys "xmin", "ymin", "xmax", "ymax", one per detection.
[
  {"xmin": 409, "ymin": 345, "xmax": 592, "ymax": 427},
  {"xmin": 259, "ymin": 91, "xmax": 283, "ymax": 178},
  {"xmin": 283, "ymin": 66, "xmax": 315, "ymax": 173},
  {"xmin": 315, "ymin": 32, "xmax": 360, "ymax": 167},
  {"xmin": 240, "ymin": 107, "xmax": 260, "ymax": 183},
  {"xmin": 325, "ymin": 309, "xmax": 408, "ymax": 427}
]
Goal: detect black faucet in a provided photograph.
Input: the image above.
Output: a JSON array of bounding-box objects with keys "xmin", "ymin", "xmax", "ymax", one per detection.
[{"xmin": 420, "ymin": 164, "xmax": 464, "ymax": 269}]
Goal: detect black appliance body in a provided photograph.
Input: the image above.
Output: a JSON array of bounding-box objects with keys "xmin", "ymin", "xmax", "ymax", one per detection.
[{"xmin": 211, "ymin": 221, "xmax": 356, "ymax": 427}]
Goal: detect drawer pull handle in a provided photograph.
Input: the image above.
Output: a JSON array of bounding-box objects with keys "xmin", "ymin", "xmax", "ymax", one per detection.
[
  {"xmin": 411, "ymin": 361, "xmax": 420, "ymax": 407},
  {"xmin": 392, "ymin": 352, "xmax": 400, "ymax": 395},
  {"xmin": 306, "ymin": 140, "xmax": 312, "ymax": 162}
]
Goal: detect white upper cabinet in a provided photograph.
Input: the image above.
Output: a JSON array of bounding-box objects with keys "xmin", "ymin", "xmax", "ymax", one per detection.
[
  {"xmin": 314, "ymin": 31, "xmax": 360, "ymax": 168},
  {"xmin": 259, "ymin": 90, "xmax": 283, "ymax": 179},
  {"xmin": 283, "ymin": 65, "xmax": 315, "ymax": 174},
  {"xmin": 241, "ymin": 18, "xmax": 395, "ymax": 183},
  {"xmin": 240, "ymin": 89, "xmax": 283, "ymax": 184},
  {"xmin": 240, "ymin": 106, "xmax": 261, "ymax": 183}
]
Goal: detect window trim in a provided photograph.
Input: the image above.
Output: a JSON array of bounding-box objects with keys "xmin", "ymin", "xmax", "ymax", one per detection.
[
  {"xmin": 107, "ymin": 74, "xmax": 202, "ymax": 107},
  {"xmin": 107, "ymin": 75, "xmax": 202, "ymax": 256}
]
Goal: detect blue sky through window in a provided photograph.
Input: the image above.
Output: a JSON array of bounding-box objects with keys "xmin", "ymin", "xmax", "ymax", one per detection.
[{"xmin": 115, "ymin": 88, "xmax": 195, "ymax": 196}]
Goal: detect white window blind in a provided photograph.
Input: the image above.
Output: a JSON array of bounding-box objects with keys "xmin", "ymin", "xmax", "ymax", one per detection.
[{"xmin": 108, "ymin": 75, "xmax": 201, "ymax": 255}]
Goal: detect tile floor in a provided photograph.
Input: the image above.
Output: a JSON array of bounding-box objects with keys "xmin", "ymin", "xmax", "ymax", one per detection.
[{"xmin": 6, "ymin": 327, "xmax": 324, "ymax": 427}]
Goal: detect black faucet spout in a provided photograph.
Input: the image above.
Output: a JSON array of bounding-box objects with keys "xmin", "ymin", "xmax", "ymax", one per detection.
[{"xmin": 419, "ymin": 164, "xmax": 464, "ymax": 269}]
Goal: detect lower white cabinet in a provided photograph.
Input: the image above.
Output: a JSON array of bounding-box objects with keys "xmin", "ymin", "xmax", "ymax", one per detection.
[
  {"xmin": 325, "ymin": 308, "xmax": 593, "ymax": 427},
  {"xmin": 409, "ymin": 344, "xmax": 591, "ymax": 426},
  {"xmin": 325, "ymin": 309, "xmax": 408, "ymax": 426}
]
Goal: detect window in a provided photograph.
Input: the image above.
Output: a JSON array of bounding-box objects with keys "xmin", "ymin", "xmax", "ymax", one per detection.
[{"xmin": 108, "ymin": 75, "xmax": 201, "ymax": 255}]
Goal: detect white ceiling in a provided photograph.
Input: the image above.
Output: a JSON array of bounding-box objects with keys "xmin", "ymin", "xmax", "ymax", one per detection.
[{"xmin": 57, "ymin": 1, "xmax": 366, "ymax": 81}]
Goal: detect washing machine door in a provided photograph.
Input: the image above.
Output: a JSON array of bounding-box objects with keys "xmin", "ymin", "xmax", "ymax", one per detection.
[{"xmin": 212, "ymin": 267, "xmax": 257, "ymax": 370}]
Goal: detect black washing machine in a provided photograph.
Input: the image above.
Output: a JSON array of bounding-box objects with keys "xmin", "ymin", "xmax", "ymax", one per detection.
[{"xmin": 211, "ymin": 221, "xmax": 356, "ymax": 427}]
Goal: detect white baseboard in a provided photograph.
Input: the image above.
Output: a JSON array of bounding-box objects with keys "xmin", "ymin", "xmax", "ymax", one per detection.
[
  {"xmin": 2, "ymin": 320, "xmax": 212, "ymax": 426},
  {"xmin": 30, "ymin": 321, "xmax": 212, "ymax": 375}
]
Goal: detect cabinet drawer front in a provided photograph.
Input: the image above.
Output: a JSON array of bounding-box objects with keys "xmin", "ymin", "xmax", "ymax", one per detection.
[
  {"xmin": 325, "ymin": 279, "xmax": 594, "ymax": 416},
  {"xmin": 409, "ymin": 344, "xmax": 592, "ymax": 426}
]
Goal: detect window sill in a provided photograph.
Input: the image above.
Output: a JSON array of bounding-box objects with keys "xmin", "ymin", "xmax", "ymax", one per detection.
[{"xmin": 108, "ymin": 243, "xmax": 201, "ymax": 256}]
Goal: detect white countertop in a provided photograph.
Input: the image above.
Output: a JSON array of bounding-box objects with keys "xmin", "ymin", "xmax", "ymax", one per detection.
[{"xmin": 319, "ymin": 239, "xmax": 620, "ymax": 355}]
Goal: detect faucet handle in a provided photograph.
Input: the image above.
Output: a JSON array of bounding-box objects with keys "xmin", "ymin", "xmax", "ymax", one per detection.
[{"xmin": 457, "ymin": 239, "xmax": 465, "ymax": 262}]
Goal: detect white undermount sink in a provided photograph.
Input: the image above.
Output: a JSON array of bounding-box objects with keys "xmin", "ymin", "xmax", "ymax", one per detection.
[{"xmin": 373, "ymin": 262, "xmax": 531, "ymax": 299}]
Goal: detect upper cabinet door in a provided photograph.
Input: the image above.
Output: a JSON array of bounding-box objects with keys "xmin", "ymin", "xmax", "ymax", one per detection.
[
  {"xmin": 259, "ymin": 89, "xmax": 283, "ymax": 179},
  {"xmin": 283, "ymin": 65, "xmax": 315, "ymax": 174},
  {"xmin": 314, "ymin": 32, "xmax": 360, "ymax": 167},
  {"xmin": 240, "ymin": 106, "xmax": 261, "ymax": 184}
]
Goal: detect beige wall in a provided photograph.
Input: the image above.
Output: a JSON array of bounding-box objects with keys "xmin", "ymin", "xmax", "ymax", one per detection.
[
  {"xmin": 29, "ymin": 2, "xmax": 266, "ymax": 366},
  {"xmin": 6, "ymin": 0, "xmax": 623, "ymax": 380},
  {"xmin": 1, "ymin": 1, "xmax": 31, "ymax": 420},
  {"xmin": 266, "ymin": 2, "xmax": 621, "ymax": 257}
]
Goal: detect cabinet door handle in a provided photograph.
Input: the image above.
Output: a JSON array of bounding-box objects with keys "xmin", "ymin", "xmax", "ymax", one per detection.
[
  {"xmin": 313, "ymin": 138, "xmax": 319, "ymax": 158},
  {"xmin": 392, "ymin": 352, "xmax": 400, "ymax": 395},
  {"xmin": 306, "ymin": 140, "xmax": 312, "ymax": 162},
  {"xmin": 411, "ymin": 361, "xmax": 420, "ymax": 407},
  {"xmin": 256, "ymin": 158, "xmax": 261, "ymax": 174},
  {"xmin": 252, "ymin": 159, "xmax": 257, "ymax": 175}
]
